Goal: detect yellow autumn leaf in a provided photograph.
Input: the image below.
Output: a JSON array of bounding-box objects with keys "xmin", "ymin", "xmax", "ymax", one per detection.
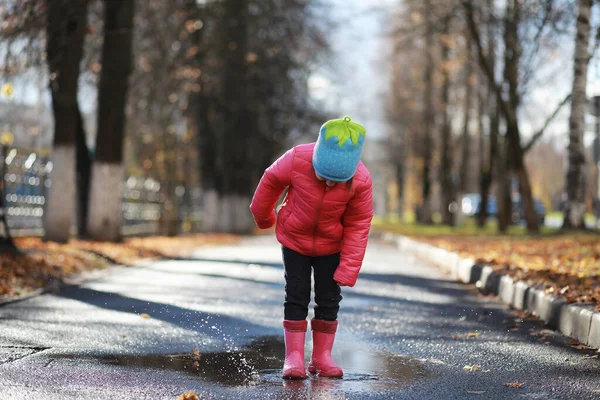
[
  {"xmin": 1, "ymin": 83, "xmax": 13, "ymax": 98},
  {"xmin": 177, "ymin": 392, "xmax": 199, "ymax": 400}
]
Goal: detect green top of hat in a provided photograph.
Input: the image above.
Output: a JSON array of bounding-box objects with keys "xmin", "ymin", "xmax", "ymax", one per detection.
[{"xmin": 323, "ymin": 116, "xmax": 366, "ymax": 148}]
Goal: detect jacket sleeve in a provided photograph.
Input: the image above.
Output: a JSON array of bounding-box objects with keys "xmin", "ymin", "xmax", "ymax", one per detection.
[
  {"xmin": 249, "ymin": 147, "xmax": 295, "ymax": 229},
  {"xmin": 333, "ymin": 174, "xmax": 374, "ymax": 287}
]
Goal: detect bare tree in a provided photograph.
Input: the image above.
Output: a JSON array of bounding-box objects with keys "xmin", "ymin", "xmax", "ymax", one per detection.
[
  {"xmin": 44, "ymin": 0, "xmax": 89, "ymax": 243},
  {"xmin": 419, "ymin": 0, "xmax": 435, "ymax": 224},
  {"xmin": 86, "ymin": 0, "xmax": 135, "ymax": 242},
  {"xmin": 477, "ymin": 0, "xmax": 499, "ymax": 228},
  {"xmin": 196, "ymin": 0, "xmax": 329, "ymax": 233},
  {"xmin": 439, "ymin": 17, "xmax": 456, "ymax": 226},
  {"xmin": 563, "ymin": 0, "xmax": 593, "ymax": 230},
  {"xmin": 458, "ymin": 33, "xmax": 474, "ymax": 197},
  {"xmin": 464, "ymin": 0, "xmax": 540, "ymax": 233}
]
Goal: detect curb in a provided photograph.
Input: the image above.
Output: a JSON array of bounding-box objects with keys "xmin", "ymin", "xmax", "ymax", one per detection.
[{"xmin": 386, "ymin": 233, "xmax": 600, "ymax": 349}]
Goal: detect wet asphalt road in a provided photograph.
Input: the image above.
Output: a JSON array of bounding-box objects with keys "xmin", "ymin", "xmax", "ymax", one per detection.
[{"xmin": 0, "ymin": 236, "xmax": 599, "ymax": 399}]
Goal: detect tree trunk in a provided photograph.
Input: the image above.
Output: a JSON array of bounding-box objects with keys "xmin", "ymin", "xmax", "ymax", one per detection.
[
  {"xmin": 216, "ymin": 0, "xmax": 255, "ymax": 234},
  {"xmin": 87, "ymin": 0, "xmax": 135, "ymax": 242},
  {"xmin": 478, "ymin": 0, "xmax": 498, "ymax": 228},
  {"xmin": 196, "ymin": 94, "xmax": 221, "ymax": 233},
  {"xmin": 159, "ymin": 128, "xmax": 180, "ymax": 237},
  {"xmin": 503, "ymin": 0, "xmax": 539, "ymax": 234},
  {"xmin": 459, "ymin": 34, "xmax": 473, "ymax": 196},
  {"xmin": 75, "ymin": 106, "xmax": 91, "ymax": 237},
  {"xmin": 439, "ymin": 18, "xmax": 455, "ymax": 226},
  {"xmin": 497, "ymin": 139, "xmax": 512, "ymax": 233},
  {"xmin": 563, "ymin": 0, "xmax": 592, "ymax": 230},
  {"xmin": 419, "ymin": 0, "xmax": 434, "ymax": 224},
  {"xmin": 44, "ymin": 0, "xmax": 89, "ymax": 243}
]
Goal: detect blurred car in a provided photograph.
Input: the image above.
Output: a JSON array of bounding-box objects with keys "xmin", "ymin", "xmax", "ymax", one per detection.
[
  {"xmin": 460, "ymin": 193, "xmax": 545, "ymax": 224},
  {"xmin": 461, "ymin": 194, "xmax": 497, "ymax": 217}
]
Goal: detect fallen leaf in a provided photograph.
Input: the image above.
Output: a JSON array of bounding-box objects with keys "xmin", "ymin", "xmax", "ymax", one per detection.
[
  {"xmin": 504, "ymin": 381, "xmax": 524, "ymax": 388},
  {"xmin": 466, "ymin": 391, "xmax": 485, "ymax": 395},
  {"xmin": 464, "ymin": 364, "xmax": 481, "ymax": 372},
  {"xmin": 467, "ymin": 332, "xmax": 480, "ymax": 338},
  {"xmin": 140, "ymin": 313, "xmax": 151, "ymax": 319},
  {"xmin": 177, "ymin": 392, "xmax": 199, "ymax": 400}
]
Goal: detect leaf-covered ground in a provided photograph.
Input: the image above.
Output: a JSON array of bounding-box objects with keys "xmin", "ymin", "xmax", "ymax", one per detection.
[
  {"xmin": 0, "ymin": 234, "xmax": 239, "ymax": 298},
  {"xmin": 419, "ymin": 234, "xmax": 600, "ymax": 308}
]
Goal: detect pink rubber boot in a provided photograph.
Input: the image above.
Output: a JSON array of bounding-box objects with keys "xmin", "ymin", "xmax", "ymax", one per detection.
[
  {"xmin": 308, "ymin": 319, "xmax": 343, "ymax": 378},
  {"xmin": 282, "ymin": 320, "xmax": 308, "ymax": 379}
]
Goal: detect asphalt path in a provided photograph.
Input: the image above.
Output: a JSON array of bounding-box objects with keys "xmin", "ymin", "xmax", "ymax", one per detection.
[{"xmin": 0, "ymin": 235, "xmax": 599, "ymax": 399}]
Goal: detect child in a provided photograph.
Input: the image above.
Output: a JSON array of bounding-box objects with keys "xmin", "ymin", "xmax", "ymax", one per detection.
[{"xmin": 249, "ymin": 116, "xmax": 374, "ymax": 379}]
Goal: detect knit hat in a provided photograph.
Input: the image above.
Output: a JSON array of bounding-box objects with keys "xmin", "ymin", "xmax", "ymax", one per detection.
[{"xmin": 312, "ymin": 116, "xmax": 366, "ymax": 182}]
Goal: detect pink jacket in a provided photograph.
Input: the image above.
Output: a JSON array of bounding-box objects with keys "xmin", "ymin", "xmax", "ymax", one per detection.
[{"xmin": 249, "ymin": 143, "xmax": 374, "ymax": 287}]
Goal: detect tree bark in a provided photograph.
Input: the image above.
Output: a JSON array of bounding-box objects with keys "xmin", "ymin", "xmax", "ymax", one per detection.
[
  {"xmin": 439, "ymin": 18, "xmax": 455, "ymax": 226},
  {"xmin": 478, "ymin": 0, "xmax": 498, "ymax": 228},
  {"xmin": 87, "ymin": 0, "xmax": 135, "ymax": 242},
  {"xmin": 563, "ymin": 0, "xmax": 592, "ymax": 230},
  {"xmin": 496, "ymin": 138, "xmax": 512, "ymax": 233},
  {"xmin": 503, "ymin": 0, "xmax": 539, "ymax": 233},
  {"xmin": 75, "ymin": 106, "xmax": 91, "ymax": 237},
  {"xmin": 44, "ymin": 0, "xmax": 89, "ymax": 243},
  {"xmin": 419, "ymin": 0, "xmax": 434, "ymax": 224},
  {"xmin": 213, "ymin": 0, "xmax": 256, "ymax": 234},
  {"xmin": 459, "ymin": 34, "xmax": 473, "ymax": 196}
]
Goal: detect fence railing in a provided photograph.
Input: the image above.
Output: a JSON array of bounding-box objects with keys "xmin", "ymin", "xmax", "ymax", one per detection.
[{"xmin": 2, "ymin": 148, "xmax": 203, "ymax": 237}]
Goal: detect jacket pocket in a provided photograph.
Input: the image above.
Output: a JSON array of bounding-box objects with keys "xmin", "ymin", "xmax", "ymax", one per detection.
[{"xmin": 278, "ymin": 204, "xmax": 293, "ymax": 230}]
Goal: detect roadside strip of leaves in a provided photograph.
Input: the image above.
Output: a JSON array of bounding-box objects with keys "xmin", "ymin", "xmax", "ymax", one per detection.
[
  {"xmin": 0, "ymin": 234, "xmax": 239, "ymax": 298},
  {"xmin": 418, "ymin": 234, "xmax": 600, "ymax": 309}
]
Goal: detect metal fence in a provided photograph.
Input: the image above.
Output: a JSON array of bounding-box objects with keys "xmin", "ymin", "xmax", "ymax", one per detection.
[{"xmin": 2, "ymin": 148, "xmax": 203, "ymax": 237}]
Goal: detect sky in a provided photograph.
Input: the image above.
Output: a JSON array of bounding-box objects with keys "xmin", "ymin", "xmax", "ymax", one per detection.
[{"xmin": 308, "ymin": 0, "xmax": 396, "ymax": 140}]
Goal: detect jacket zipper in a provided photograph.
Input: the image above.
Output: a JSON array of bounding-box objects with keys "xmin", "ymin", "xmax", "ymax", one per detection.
[{"xmin": 312, "ymin": 185, "xmax": 327, "ymax": 256}]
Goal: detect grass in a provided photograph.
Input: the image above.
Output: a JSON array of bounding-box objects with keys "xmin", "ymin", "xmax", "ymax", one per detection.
[{"xmin": 371, "ymin": 216, "xmax": 559, "ymax": 237}]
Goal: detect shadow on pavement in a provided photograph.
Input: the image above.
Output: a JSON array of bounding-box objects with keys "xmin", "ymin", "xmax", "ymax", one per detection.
[{"xmin": 56, "ymin": 286, "xmax": 271, "ymax": 335}]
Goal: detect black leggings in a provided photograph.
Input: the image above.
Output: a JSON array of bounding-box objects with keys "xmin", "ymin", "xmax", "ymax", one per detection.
[{"xmin": 282, "ymin": 246, "xmax": 342, "ymax": 321}]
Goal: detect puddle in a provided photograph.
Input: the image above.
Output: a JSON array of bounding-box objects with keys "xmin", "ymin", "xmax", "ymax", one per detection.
[{"xmin": 76, "ymin": 336, "xmax": 427, "ymax": 392}]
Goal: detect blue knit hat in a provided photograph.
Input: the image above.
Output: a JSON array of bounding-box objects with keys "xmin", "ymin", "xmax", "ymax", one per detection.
[{"xmin": 312, "ymin": 116, "xmax": 366, "ymax": 182}]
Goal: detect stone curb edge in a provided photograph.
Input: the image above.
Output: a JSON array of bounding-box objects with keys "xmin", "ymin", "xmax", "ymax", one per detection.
[{"xmin": 385, "ymin": 234, "xmax": 600, "ymax": 349}]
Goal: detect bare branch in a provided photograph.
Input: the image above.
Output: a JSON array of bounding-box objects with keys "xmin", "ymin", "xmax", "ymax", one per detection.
[
  {"xmin": 462, "ymin": 0, "xmax": 515, "ymax": 125},
  {"xmin": 523, "ymin": 93, "xmax": 571, "ymax": 154}
]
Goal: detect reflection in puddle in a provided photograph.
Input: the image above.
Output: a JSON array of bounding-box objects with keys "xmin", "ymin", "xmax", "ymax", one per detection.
[{"xmin": 84, "ymin": 336, "xmax": 426, "ymax": 394}]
